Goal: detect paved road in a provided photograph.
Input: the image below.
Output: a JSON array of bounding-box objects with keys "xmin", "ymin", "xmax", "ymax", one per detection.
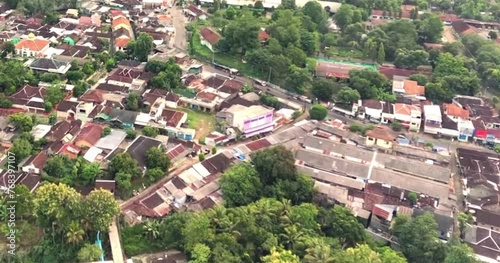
[
  {"xmin": 109, "ymin": 218, "xmax": 124, "ymax": 263},
  {"xmin": 169, "ymin": 6, "xmax": 187, "ymax": 50}
]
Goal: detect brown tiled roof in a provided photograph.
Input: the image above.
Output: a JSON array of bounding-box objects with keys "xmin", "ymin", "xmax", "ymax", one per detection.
[
  {"xmin": 362, "ymin": 99, "xmax": 382, "ymax": 110},
  {"xmin": 199, "ymin": 27, "xmax": 220, "ymax": 45},
  {"xmin": 74, "ymin": 123, "xmax": 103, "ymax": 146},
  {"xmin": 452, "ymin": 20, "xmax": 477, "ymax": 35},
  {"xmin": 25, "ymin": 152, "xmax": 49, "ymax": 169},
  {"xmin": 187, "ymin": 4, "xmax": 205, "ymax": 17},
  {"xmin": 10, "ymin": 85, "xmax": 46, "ymax": 106},
  {"xmin": 161, "ymin": 109, "xmax": 185, "ymax": 127},
  {"xmin": 141, "ymin": 192, "xmax": 164, "ymax": 209},
  {"xmin": 95, "ymin": 180, "xmax": 116, "ymax": 192},
  {"xmin": 113, "ymin": 68, "xmax": 142, "ymax": 79},
  {"xmin": 18, "ymin": 173, "xmax": 41, "ymax": 192},
  {"xmin": 365, "ymin": 126, "xmax": 396, "ymax": 141},
  {"xmin": 96, "ymin": 83, "xmax": 129, "ymax": 93},
  {"xmin": 165, "ymin": 92, "xmax": 179, "ymax": 102},
  {"xmin": 56, "ymin": 100, "xmax": 79, "ymax": 112},
  {"xmin": 378, "ymin": 66, "xmax": 419, "ymax": 80},
  {"xmin": 245, "ymin": 139, "xmax": 271, "ymax": 151},
  {"xmin": 167, "ymin": 144, "xmax": 186, "ymax": 159},
  {"xmin": 201, "ymin": 153, "xmax": 233, "ymax": 174},
  {"xmin": 46, "ymin": 119, "xmax": 81, "ymax": 141},
  {"xmin": 196, "ymin": 92, "xmax": 217, "ymax": 102},
  {"xmin": 401, "ymin": 5, "xmax": 416, "ymax": 19},
  {"xmin": 80, "ymin": 90, "xmax": 104, "ymax": 104},
  {"xmin": 88, "ymin": 104, "xmax": 104, "ymax": 118},
  {"xmin": 476, "ymin": 209, "xmax": 500, "ymax": 228},
  {"xmin": 218, "ymin": 79, "xmax": 243, "ymax": 94}
]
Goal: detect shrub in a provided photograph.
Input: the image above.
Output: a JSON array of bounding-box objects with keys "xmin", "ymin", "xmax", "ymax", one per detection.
[
  {"xmin": 408, "ymin": 192, "xmax": 418, "ymax": 205},
  {"xmin": 126, "ymin": 129, "xmax": 137, "ymax": 139},
  {"xmin": 102, "ymin": 127, "xmax": 111, "ymax": 137},
  {"xmin": 309, "ymin": 104, "xmax": 327, "ymax": 120},
  {"xmin": 391, "ymin": 121, "xmax": 403, "ymax": 132},
  {"xmin": 199, "ymin": 153, "xmax": 205, "ymax": 161},
  {"xmin": 142, "ymin": 126, "xmax": 159, "ymax": 138},
  {"xmin": 211, "ymin": 147, "xmax": 217, "ymax": 154}
]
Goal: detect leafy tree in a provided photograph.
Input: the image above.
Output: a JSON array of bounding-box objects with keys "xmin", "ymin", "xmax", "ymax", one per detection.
[
  {"xmin": 348, "ymin": 69, "xmax": 389, "ymax": 99},
  {"xmin": 284, "ymin": 65, "xmax": 312, "ymax": 94},
  {"xmin": 9, "ymin": 113, "xmax": 34, "ymax": 132},
  {"xmin": 418, "ymin": 15, "xmax": 444, "ymax": 43},
  {"xmin": 489, "ymin": 31, "xmax": 498, "ymax": 40},
  {"xmin": 78, "ymin": 243, "xmax": 102, "ymax": 262},
  {"xmin": 304, "ymin": 238, "xmax": 336, "ymax": 263},
  {"xmin": 145, "ymin": 167, "xmax": 164, "ymax": 182},
  {"xmin": 211, "ymin": 147, "xmax": 217, "ymax": 154},
  {"xmin": 9, "ymin": 138, "xmax": 33, "ymax": 166},
  {"xmin": 0, "ymin": 93, "xmax": 12, "ymax": 108},
  {"xmin": 146, "ymin": 147, "xmax": 170, "ymax": 172},
  {"xmin": 12, "ymin": 184, "xmax": 33, "ymax": 219},
  {"xmin": 126, "ymin": 93, "xmax": 140, "ymax": 111},
  {"xmin": 66, "ymin": 70, "xmax": 86, "ymax": 83},
  {"xmin": 84, "ymin": 189, "xmax": 120, "ymax": 232},
  {"xmin": 44, "ymin": 154, "xmax": 72, "ymax": 178},
  {"xmin": 318, "ymin": 206, "xmax": 366, "ymax": 248},
  {"xmin": 444, "ymin": 243, "xmax": 480, "ymax": 263},
  {"xmin": 309, "ymin": 104, "xmax": 327, "ymax": 120},
  {"xmin": 334, "ymin": 4, "xmax": 362, "ymax": 31},
  {"xmin": 44, "ymin": 101, "xmax": 53, "ymax": 112},
  {"xmin": 285, "ymin": 45, "xmax": 307, "ymax": 67},
  {"xmin": 336, "ymin": 87, "xmax": 360, "ymax": 104},
  {"xmin": 129, "ymin": 33, "xmax": 153, "ymax": 62},
  {"xmin": 116, "ymin": 172, "xmax": 133, "ymax": 191},
  {"xmin": 260, "ymin": 94, "xmax": 280, "ymax": 108},
  {"xmin": 183, "ymin": 214, "xmax": 215, "ymax": 251},
  {"xmin": 377, "ymin": 43, "xmax": 385, "ymax": 65},
  {"xmin": 394, "ymin": 49, "xmax": 429, "ymax": 69},
  {"xmin": 220, "ymin": 163, "xmax": 263, "ymax": 207},
  {"xmin": 241, "ymin": 84, "xmax": 254, "ymax": 94},
  {"xmin": 409, "ymin": 74, "xmax": 428, "ymax": 85},
  {"xmin": 79, "ymin": 162, "xmax": 101, "ymax": 186},
  {"xmin": 216, "ymin": 11, "xmax": 260, "ymax": 55},
  {"xmin": 142, "ymin": 126, "xmax": 159, "ymax": 138},
  {"xmin": 302, "ymin": 1, "xmax": 327, "ymax": 27},
  {"xmin": 311, "ymin": 78, "xmax": 338, "ymax": 101},
  {"xmin": 109, "ymin": 153, "xmax": 141, "ymax": 179},
  {"xmin": 458, "ymin": 212, "xmax": 473, "ymax": 237},
  {"xmin": 376, "ymin": 246, "xmax": 407, "ymax": 263},
  {"xmin": 407, "ymin": 192, "xmax": 418, "ymax": 205},
  {"xmin": 340, "ymin": 244, "xmax": 383, "ymax": 263},
  {"xmin": 381, "ymin": 20, "xmax": 419, "ymax": 60},
  {"xmin": 393, "ymin": 213, "xmax": 447, "ymax": 263},
  {"xmin": 262, "ymin": 248, "xmax": 300, "ymax": 263},
  {"xmin": 33, "ymin": 183, "xmax": 81, "ymax": 230},
  {"xmin": 1, "ymin": 41, "xmax": 15, "ymax": 57},
  {"xmin": 190, "ymin": 243, "xmax": 211, "ymax": 263}
]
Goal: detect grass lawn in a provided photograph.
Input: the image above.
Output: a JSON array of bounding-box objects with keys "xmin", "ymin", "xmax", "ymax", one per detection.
[
  {"xmin": 179, "ymin": 107, "xmax": 216, "ymax": 140},
  {"xmin": 327, "ymin": 45, "xmax": 365, "ymax": 60}
]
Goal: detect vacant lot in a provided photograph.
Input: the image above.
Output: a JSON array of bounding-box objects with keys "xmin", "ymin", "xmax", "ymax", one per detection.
[
  {"xmin": 179, "ymin": 107, "xmax": 216, "ymax": 140},
  {"xmin": 443, "ymin": 26, "xmax": 457, "ymax": 43}
]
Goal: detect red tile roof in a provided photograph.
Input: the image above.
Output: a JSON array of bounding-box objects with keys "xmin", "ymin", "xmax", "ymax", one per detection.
[
  {"xmin": 74, "ymin": 123, "xmax": 103, "ymax": 146},
  {"xmin": 196, "ymin": 92, "xmax": 217, "ymax": 102},
  {"xmin": 401, "ymin": 5, "xmax": 417, "ymax": 19},
  {"xmin": 258, "ymin": 30, "xmax": 269, "ymax": 41},
  {"xmin": 403, "ymin": 80, "xmax": 425, "ymax": 96},
  {"xmin": 112, "ymin": 17, "xmax": 131, "ymax": 29},
  {"xmin": 394, "ymin": 103, "xmax": 420, "ymax": 116},
  {"xmin": 371, "ymin": 10, "xmax": 384, "ymax": 16},
  {"xmin": 378, "ymin": 66, "xmax": 419, "ymax": 80},
  {"xmin": 167, "ymin": 144, "xmax": 186, "ymax": 159},
  {"xmin": 25, "ymin": 152, "xmax": 49, "ymax": 169},
  {"xmin": 56, "ymin": 143, "xmax": 81, "ymax": 159},
  {"xmin": 245, "ymin": 139, "xmax": 271, "ymax": 151},
  {"xmin": 161, "ymin": 109, "xmax": 186, "ymax": 127},
  {"xmin": 115, "ymin": 38, "xmax": 131, "ymax": 48},
  {"xmin": 444, "ymin": 103, "xmax": 469, "ymax": 119},
  {"xmin": 15, "ymin": 38, "xmax": 50, "ymax": 52},
  {"xmin": 440, "ymin": 13, "xmax": 459, "ymax": 22},
  {"xmin": 79, "ymin": 16, "xmax": 92, "ymax": 25},
  {"xmin": 80, "ymin": 90, "xmax": 104, "ymax": 104},
  {"xmin": 199, "ymin": 27, "xmax": 221, "ymax": 45},
  {"xmin": 365, "ymin": 126, "xmax": 396, "ymax": 141}
]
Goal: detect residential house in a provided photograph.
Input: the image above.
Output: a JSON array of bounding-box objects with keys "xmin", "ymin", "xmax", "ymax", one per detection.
[
  {"xmin": 358, "ymin": 100, "xmax": 382, "ymax": 121},
  {"xmin": 94, "ymin": 129, "xmax": 127, "ymax": 154},
  {"xmin": 20, "ymin": 152, "xmax": 49, "ymax": 175},
  {"xmin": 0, "ymin": 171, "xmax": 41, "ymax": 193},
  {"xmin": 28, "ymin": 58, "xmax": 71, "ymax": 74},
  {"xmin": 205, "ymin": 131, "xmax": 230, "ymax": 146},
  {"xmin": 73, "ymin": 123, "xmax": 104, "ymax": 148},
  {"xmin": 95, "ymin": 179, "xmax": 116, "ymax": 194},
  {"xmin": 440, "ymin": 115, "xmax": 459, "ymax": 138},
  {"xmin": 124, "ymin": 135, "xmax": 163, "ymax": 170},
  {"xmin": 185, "ymin": 4, "xmax": 207, "ymax": 20},
  {"xmin": 199, "ymin": 27, "xmax": 220, "ymax": 52},
  {"xmin": 9, "ymin": 85, "xmax": 47, "ymax": 113},
  {"xmin": 180, "ymin": 91, "xmax": 224, "ymax": 112},
  {"xmin": 142, "ymin": 0, "xmax": 164, "ymax": 9},
  {"xmin": 94, "ymin": 107, "xmax": 137, "ymax": 129},
  {"xmin": 106, "ymin": 68, "xmax": 149, "ymax": 93},
  {"xmin": 315, "ymin": 60, "xmax": 365, "ymax": 79},
  {"xmin": 452, "ymin": 20, "xmax": 477, "ymax": 37},
  {"xmin": 45, "ymin": 119, "xmax": 82, "ymax": 142},
  {"xmin": 142, "ymin": 89, "xmax": 170, "ymax": 108},
  {"xmin": 424, "ymin": 105, "xmax": 442, "ymax": 134},
  {"xmin": 464, "ymin": 225, "xmax": 500, "ymax": 262},
  {"xmin": 365, "ymin": 126, "xmax": 396, "ymax": 150},
  {"xmin": 224, "ymin": 105, "xmax": 274, "ymax": 137},
  {"xmin": 443, "ymin": 103, "xmax": 469, "ymax": 122},
  {"xmin": 50, "ymin": 142, "xmax": 81, "ymax": 159},
  {"xmin": 393, "ymin": 78, "xmax": 426, "ymax": 100},
  {"xmin": 14, "ymin": 33, "xmax": 50, "ymax": 57},
  {"xmin": 381, "ymin": 101, "xmax": 395, "ymax": 124},
  {"xmin": 393, "ymin": 103, "xmax": 422, "ymax": 132}
]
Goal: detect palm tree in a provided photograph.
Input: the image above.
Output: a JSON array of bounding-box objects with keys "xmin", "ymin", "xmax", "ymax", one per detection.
[
  {"xmin": 66, "ymin": 221, "xmax": 84, "ymax": 245},
  {"xmin": 143, "ymin": 220, "xmax": 160, "ymax": 240},
  {"xmin": 304, "ymin": 238, "xmax": 336, "ymax": 263},
  {"xmin": 280, "ymin": 224, "xmax": 305, "ymax": 251}
]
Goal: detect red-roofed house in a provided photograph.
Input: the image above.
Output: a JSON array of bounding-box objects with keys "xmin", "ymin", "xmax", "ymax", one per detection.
[
  {"xmin": 394, "ymin": 103, "xmax": 422, "ymax": 131},
  {"xmin": 393, "ymin": 78, "xmax": 426, "ymax": 99},
  {"xmin": 15, "ymin": 33, "xmax": 50, "ymax": 57},
  {"xmin": 53, "ymin": 143, "xmax": 81, "ymax": 158},
  {"xmin": 199, "ymin": 27, "xmax": 220, "ymax": 52},
  {"xmin": 20, "ymin": 152, "xmax": 49, "ymax": 174},
  {"xmin": 79, "ymin": 16, "xmax": 93, "ymax": 26},
  {"xmin": 10, "ymin": 84, "xmax": 47, "ymax": 113},
  {"xmin": 443, "ymin": 103, "xmax": 470, "ymax": 122},
  {"xmin": 259, "ymin": 30, "xmax": 269, "ymax": 44},
  {"xmin": 400, "ymin": 5, "xmax": 417, "ymax": 19},
  {"xmin": 185, "ymin": 4, "xmax": 207, "ymax": 20},
  {"xmin": 73, "ymin": 123, "xmax": 104, "ymax": 148}
]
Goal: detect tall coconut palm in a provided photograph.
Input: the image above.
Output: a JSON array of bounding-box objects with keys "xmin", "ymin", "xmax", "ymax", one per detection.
[
  {"xmin": 304, "ymin": 238, "xmax": 336, "ymax": 263},
  {"xmin": 280, "ymin": 224, "xmax": 305, "ymax": 251},
  {"xmin": 66, "ymin": 221, "xmax": 84, "ymax": 245}
]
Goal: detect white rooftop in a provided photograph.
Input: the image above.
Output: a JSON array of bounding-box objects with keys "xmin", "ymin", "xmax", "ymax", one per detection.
[
  {"xmin": 83, "ymin": 146, "xmax": 103, "ymax": 162},
  {"xmin": 95, "ymin": 129, "xmax": 127, "ymax": 151},
  {"xmin": 424, "ymin": 105, "xmax": 442, "ymax": 122},
  {"xmin": 31, "ymin": 124, "xmax": 52, "ymax": 141}
]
